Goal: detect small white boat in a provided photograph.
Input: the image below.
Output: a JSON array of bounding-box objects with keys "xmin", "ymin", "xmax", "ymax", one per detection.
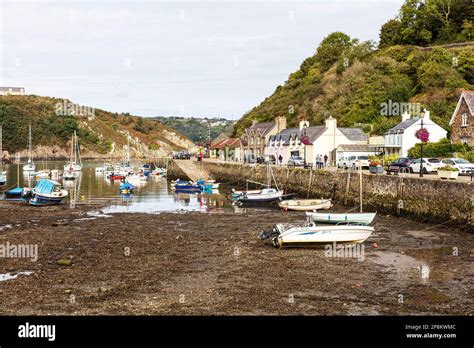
[
  {"xmin": 23, "ymin": 161, "xmax": 36, "ymax": 172},
  {"xmin": 232, "ymin": 189, "xmax": 261, "ymax": 195},
  {"xmin": 127, "ymin": 173, "xmax": 148, "ymax": 182},
  {"xmin": 237, "ymin": 188, "xmax": 292, "ymax": 204},
  {"xmin": 34, "ymin": 169, "xmax": 51, "ymax": 179},
  {"xmin": 259, "ymin": 222, "xmax": 374, "ymax": 247},
  {"xmin": 51, "ymin": 169, "xmax": 62, "ymax": 178},
  {"xmin": 63, "ymin": 170, "xmax": 77, "ymax": 181},
  {"xmin": 278, "ymin": 199, "xmax": 332, "ymax": 211},
  {"xmin": 306, "ymin": 212, "xmax": 377, "ymax": 225}
]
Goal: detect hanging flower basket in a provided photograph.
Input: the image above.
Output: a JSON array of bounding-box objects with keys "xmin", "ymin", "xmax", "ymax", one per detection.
[
  {"xmin": 300, "ymin": 135, "xmax": 311, "ymax": 145},
  {"xmin": 415, "ymin": 128, "xmax": 430, "ymax": 143}
]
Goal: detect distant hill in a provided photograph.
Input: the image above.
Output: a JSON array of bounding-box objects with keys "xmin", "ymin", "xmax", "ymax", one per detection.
[
  {"xmin": 234, "ymin": 0, "xmax": 473, "ymax": 137},
  {"xmin": 153, "ymin": 116, "xmax": 236, "ymax": 143},
  {"xmin": 0, "ymin": 95, "xmax": 196, "ymax": 160}
]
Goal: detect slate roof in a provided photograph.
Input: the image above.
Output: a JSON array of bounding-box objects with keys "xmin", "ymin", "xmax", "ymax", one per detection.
[
  {"xmin": 268, "ymin": 126, "xmax": 326, "ymax": 145},
  {"xmin": 245, "ymin": 121, "xmax": 275, "ymax": 136},
  {"xmin": 339, "ymin": 128, "xmax": 368, "ymax": 141},
  {"xmin": 386, "ymin": 117, "xmax": 420, "ymax": 134}
]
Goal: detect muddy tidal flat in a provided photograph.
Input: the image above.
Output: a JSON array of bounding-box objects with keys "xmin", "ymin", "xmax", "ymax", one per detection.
[{"xmin": 0, "ymin": 201, "xmax": 472, "ymax": 315}]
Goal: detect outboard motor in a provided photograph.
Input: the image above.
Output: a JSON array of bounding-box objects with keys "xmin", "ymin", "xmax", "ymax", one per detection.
[{"xmin": 258, "ymin": 225, "xmax": 280, "ymax": 240}]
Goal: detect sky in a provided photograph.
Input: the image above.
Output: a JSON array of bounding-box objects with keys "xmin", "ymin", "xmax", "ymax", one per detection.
[{"xmin": 0, "ymin": 0, "xmax": 404, "ymax": 119}]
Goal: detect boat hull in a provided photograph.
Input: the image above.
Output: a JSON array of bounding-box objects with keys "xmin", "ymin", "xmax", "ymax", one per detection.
[
  {"xmin": 278, "ymin": 199, "xmax": 332, "ymax": 211},
  {"xmin": 306, "ymin": 212, "xmax": 377, "ymax": 225},
  {"xmin": 28, "ymin": 193, "xmax": 67, "ymax": 206},
  {"xmin": 277, "ymin": 225, "xmax": 374, "ymax": 246}
]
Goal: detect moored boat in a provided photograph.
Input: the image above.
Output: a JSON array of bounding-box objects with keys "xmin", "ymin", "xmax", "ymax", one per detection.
[
  {"xmin": 237, "ymin": 188, "xmax": 294, "ymax": 204},
  {"xmin": 119, "ymin": 181, "xmax": 135, "ymax": 194},
  {"xmin": 4, "ymin": 187, "xmax": 24, "ymax": 200},
  {"xmin": 278, "ymin": 199, "xmax": 332, "ymax": 211},
  {"xmin": 27, "ymin": 179, "xmax": 68, "ymax": 206},
  {"xmin": 305, "ymin": 212, "xmax": 377, "ymax": 225},
  {"xmin": 259, "ymin": 222, "xmax": 374, "ymax": 247}
]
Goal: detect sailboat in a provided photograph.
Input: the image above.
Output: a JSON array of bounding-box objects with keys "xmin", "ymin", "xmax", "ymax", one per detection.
[
  {"xmin": 120, "ymin": 132, "xmax": 132, "ymax": 174},
  {"xmin": 63, "ymin": 131, "xmax": 82, "ymax": 172},
  {"xmin": 0, "ymin": 126, "xmax": 6, "ymax": 186},
  {"xmin": 22, "ymin": 123, "xmax": 36, "ymax": 172},
  {"xmin": 234, "ymin": 163, "xmax": 294, "ymax": 204}
]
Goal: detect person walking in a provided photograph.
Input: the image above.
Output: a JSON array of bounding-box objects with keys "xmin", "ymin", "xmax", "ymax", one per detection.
[
  {"xmin": 317, "ymin": 154, "xmax": 322, "ymax": 169},
  {"xmin": 278, "ymin": 154, "xmax": 283, "ymax": 166},
  {"xmin": 323, "ymin": 154, "xmax": 328, "ymax": 168}
]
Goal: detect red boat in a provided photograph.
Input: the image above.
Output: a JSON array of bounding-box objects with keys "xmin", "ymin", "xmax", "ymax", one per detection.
[{"xmin": 111, "ymin": 175, "xmax": 126, "ymax": 181}]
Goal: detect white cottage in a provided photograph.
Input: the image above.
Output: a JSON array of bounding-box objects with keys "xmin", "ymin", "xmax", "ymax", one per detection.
[
  {"xmin": 265, "ymin": 116, "xmax": 367, "ymax": 165},
  {"xmin": 384, "ymin": 111, "xmax": 447, "ymax": 157}
]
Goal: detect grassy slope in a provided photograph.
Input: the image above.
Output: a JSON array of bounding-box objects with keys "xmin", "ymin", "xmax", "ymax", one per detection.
[
  {"xmin": 234, "ymin": 44, "xmax": 474, "ymax": 136},
  {"xmin": 0, "ymin": 95, "xmax": 194, "ymax": 156}
]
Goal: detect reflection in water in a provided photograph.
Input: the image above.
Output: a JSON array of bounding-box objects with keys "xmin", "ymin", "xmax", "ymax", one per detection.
[{"xmin": 2, "ymin": 161, "xmax": 266, "ymax": 214}]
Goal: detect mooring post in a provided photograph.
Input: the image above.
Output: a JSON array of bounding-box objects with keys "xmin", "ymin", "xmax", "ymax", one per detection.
[
  {"xmin": 307, "ymin": 168, "xmax": 313, "ymax": 198},
  {"xmin": 344, "ymin": 170, "xmax": 351, "ymax": 205}
]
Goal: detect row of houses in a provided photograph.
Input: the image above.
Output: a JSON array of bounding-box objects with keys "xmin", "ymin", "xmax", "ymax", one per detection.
[{"xmin": 210, "ymin": 90, "xmax": 473, "ymax": 165}]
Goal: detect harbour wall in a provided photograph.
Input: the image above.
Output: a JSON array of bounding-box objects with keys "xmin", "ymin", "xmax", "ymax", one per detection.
[{"xmin": 169, "ymin": 161, "xmax": 474, "ymax": 231}]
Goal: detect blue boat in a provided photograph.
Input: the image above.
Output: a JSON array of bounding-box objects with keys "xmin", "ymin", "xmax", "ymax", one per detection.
[
  {"xmin": 141, "ymin": 164, "xmax": 151, "ymax": 177},
  {"xmin": 119, "ymin": 181, "xmax": 135, "ymax": 194},
  {"xmin": 4, "ymin": 187, "xmax": 24, "ymax": 200},
  {"xmin": 28, "ymin": 179, "xmax": 68, "ymax": 206}
]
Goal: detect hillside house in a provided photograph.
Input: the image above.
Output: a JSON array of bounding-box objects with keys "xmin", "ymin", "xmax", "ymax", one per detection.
[
  {"xmin": 449, "ymin": 90, "xmax": 474, "ymax": 147},
  {"xmin": 384, "ymin": 110, "xmax": 447, "ymax": 157},
  {"xmin": 0, "ymin": 87, "xmax": 25, "ymax": 96}
]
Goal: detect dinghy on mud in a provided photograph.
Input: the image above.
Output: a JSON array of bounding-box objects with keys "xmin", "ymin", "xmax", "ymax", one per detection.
[
  {"xmin": 278, "ymin": 199, "xmax": 332, "ymax": 211},
  {"xmin": 306, "ymin": 212, "xmax": 376, "ymax": 225},
  {"xmin": 259, "ymin": 221, "xmax": 374, "ymax": 248}
]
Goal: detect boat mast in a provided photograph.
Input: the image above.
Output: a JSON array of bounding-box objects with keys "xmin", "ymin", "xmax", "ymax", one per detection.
[
  {"xmin": 127, "ymin": 132, "xmax": 130, "ymax": 165},
  {"xmin": 76, "ymin": 131, "xmax": 82, "ymax": 166},
  {"xmin": 70, "ymin": 133, "xmax": 74, "ymax": 165},
  {"xmin": 28, "ymin": 123, "xmax": 33, "ymax": 165},
  {"xmin": 359, "ymin": 163, "xmax": 363, "ymax": 213}
]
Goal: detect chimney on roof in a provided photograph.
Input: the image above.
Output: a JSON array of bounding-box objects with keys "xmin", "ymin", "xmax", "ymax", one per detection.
[
  {"xmin": 325, "ymin": 115, "xmax": 337, "ymax": 130},
  {"xmin": 275, "ymin": 116, "xmax": 287, "ymax": 132},
  {"xmin": 252, "ymin": 119, "xmax": 258, "ymax": 126},
  {"xmin": 402, "ymin": 111, "xmax": 411, "ymax": 122},
  {"xmin": 299, "ymin": 120, "xmax": 309, "ymax": 130}
]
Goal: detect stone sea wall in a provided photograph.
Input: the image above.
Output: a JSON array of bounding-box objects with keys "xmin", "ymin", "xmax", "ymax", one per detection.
[{"xmin": 187, "ymin": 161, "xmax": 474, "ymax": 231}]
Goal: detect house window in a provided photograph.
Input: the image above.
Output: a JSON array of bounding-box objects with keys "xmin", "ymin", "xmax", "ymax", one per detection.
[
  {"xmin": 461, "ymin": 113, "xmax": 468, "ymax": 127},
  {"xmin": 461, "ymin": 137, "xmax": 469, "ymax": 144}
]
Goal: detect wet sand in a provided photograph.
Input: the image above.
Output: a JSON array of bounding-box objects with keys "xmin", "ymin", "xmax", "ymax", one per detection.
[{"xmin": 0, "ymin": 201, "xmax": 472, "ymax": 315}]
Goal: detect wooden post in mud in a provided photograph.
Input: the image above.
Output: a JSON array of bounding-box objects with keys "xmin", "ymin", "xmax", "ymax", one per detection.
[
  {"xmin": 344, "ymin": 171, "xmax": 351, "ymax": 205},
  {"xmin": 307, "ymin": 168, "xmax": 313, "ymax": 198},
  {"xmin": 359, "ymin": 164, "xmax": 363, "ymax": 213}
]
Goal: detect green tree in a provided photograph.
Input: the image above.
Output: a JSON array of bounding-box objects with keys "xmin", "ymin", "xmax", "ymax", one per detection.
[{"xmin": 379, "ymin": 19, "xmax": 402, "ymax": 48}]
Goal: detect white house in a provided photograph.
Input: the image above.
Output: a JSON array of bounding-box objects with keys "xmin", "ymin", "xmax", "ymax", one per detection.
[
  {"xmin": 265, "ymin": 116, "xmax": 367, "ymax": 165},
  {"xmin": 0, "ymin": 87, "xmax": 25, "ymax": 96},
  {"xmin": 384, "ymin": 111, "xmax": 447, "ymax": 157}
]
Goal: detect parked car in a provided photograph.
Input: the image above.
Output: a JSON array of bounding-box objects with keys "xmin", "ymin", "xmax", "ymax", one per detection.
[
  {"xmin": 256, "ymin": 156, "xmax": 265, "ymax": 164},
  {"xmin": 180, "ymin": 151, "xmax": 191, "ymax": 160},
  {"xmin": 440, "ymin": 158, "xmax": 474, "ymax": 175},
  {"xmin": 288, "ymin": 156, "xmax": 305, "ymax": 167},
  {"xmin": 264, "ymin": 155, "xmax": 276, "ymax": 165},
  {"xmin": 409, "ymin": 158, "xmax": 441, "ymax": 174},
  {"xmin": 347, "ymin": 155, "xmax": 370, "ymax": 169},
  {"xmin": 387, "ymin": 157, "xmax": 414, "ymax": 174},
  {"xmin": 337, "ymin": 157, "xmax": 350, "ymax": 169}
]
